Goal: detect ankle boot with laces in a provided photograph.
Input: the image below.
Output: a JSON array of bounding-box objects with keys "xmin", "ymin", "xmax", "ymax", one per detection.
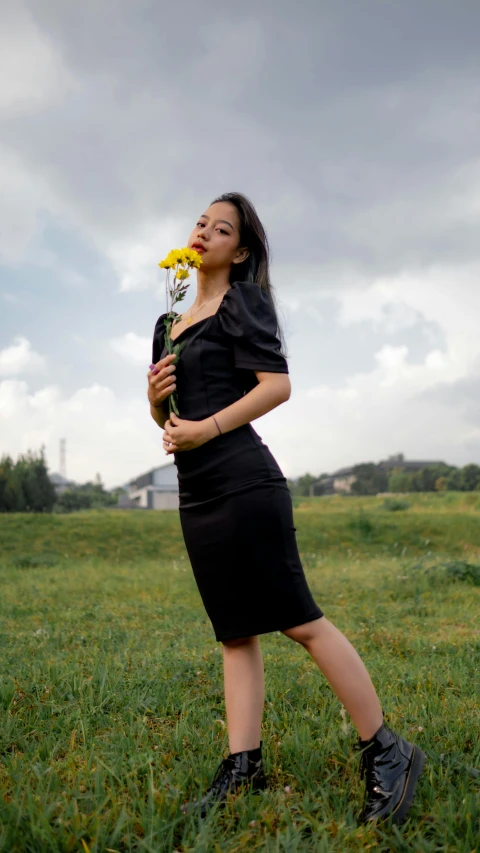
[
  {"xmin": 356, "ymin": 722, "xmax": 426, "ymax": 824},
  {"xmin": 185, "ymin": 744, "xmax": 267, "ymax": 818}
]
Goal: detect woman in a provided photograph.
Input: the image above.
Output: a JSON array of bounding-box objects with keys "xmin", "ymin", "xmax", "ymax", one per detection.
[{"xmin": 147, "ymin": 192, "xmax": 425, "ymax": 825}]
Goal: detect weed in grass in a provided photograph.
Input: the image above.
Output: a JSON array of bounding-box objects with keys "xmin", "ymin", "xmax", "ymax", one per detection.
[
  {"xmin": 347, "ymin": 511, "xmax": 375, "ymax": 541},
  {"xmin": 442, "ymin": 559, "xmax": 480, "ymax": 586},
  {"xmin": 10, "ymin": 553, "xmax": 62, "ymax": 570},
  {"xmin": 382, "ymin": 498, "xmax": 411, "ymax": 512},
  {"xmin": 408, "ymin": 556, "xmax": 480, "ymax": 588}
]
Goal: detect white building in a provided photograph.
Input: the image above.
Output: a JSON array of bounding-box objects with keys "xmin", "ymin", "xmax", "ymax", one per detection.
[
  {"xmin": 332, "ymin": 467, "xmax": 357, "ymax": 494},
  {"xmin": 124, "ymin": 462, "xmax": 179, "ymax": 510},
  {"xmin": 49, "ymin": 472, "xmax": 77, "ymax": 495}
]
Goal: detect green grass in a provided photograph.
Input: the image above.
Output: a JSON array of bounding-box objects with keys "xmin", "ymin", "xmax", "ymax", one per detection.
[{"xmin": 0, "ymin": 496, "xmax": 479, "ymax": 852}]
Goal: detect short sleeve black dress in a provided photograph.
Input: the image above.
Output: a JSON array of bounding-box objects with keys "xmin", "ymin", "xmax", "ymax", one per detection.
[{"xmin": 152, "ymin": 281, "xmax": 323, "ymax": 642}]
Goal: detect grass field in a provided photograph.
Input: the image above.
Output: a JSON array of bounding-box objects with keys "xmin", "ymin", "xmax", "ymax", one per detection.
[{"xmin": 0, "ymin": 494, "xmax": 479, "ymax": 852}]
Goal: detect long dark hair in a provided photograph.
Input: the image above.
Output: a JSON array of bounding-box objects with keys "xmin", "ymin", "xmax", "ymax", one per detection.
[{"xmin": 210, "ymin": 191, "xmax": 286, "ymax": 354}]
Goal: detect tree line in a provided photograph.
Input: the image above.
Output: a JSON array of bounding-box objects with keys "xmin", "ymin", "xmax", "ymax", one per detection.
[
  {"xmin": 288, "ymin": 462, "xmax": 480, "ymax": 496},
  {"xmin": 0, "ymin": 448, "xmax": 122, "ymax": 513},
  {"xmin": 3, "ymin": 447, "xmax": 479, "ymax": 511}
]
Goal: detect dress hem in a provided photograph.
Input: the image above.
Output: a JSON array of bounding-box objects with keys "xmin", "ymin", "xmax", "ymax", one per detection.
[{"xmin": 215, "ymin": 608, "xmax": 324, "ymax": 643}]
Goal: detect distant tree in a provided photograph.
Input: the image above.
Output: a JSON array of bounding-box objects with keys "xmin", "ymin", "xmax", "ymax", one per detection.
[
  {"xmin": 0, "ymin": 455, "xmax": 15, "ymax": 511},
  {"xmin": 446, "ymin": 468, "xmax": 463, "ymax": 491},
  {"xmin": 286, "ymin": 460, "xmax": 480, "ymax": 498},
  {"xmin": 17, "ymin": 447, "xmax": 56, "ymax": 511},
  {"xmin": 286, "ymin": 479, "xmax": 297, "ymax": 494},
  {"xmin": 54, "ymin": 479, "xmax": 119, "ymax": 513},
  {"xmin": 296, "ymin": 473, "xmax": 318, "ymax": 497},
  {"xmin": 387, "ymin": 468, "xmax": 415, "ymax": 493},
  {"xmin": 0, "ymin": 457, "xmax": 25, "ymax": 511},
  {"xmin": 109, "ymin": 486, "xmax": 129, "ymax": 502},
  {"xmin": 350, "ymin": 463, "xmax": 388, "ymax": 495},
  {"xmin": 460, "ymin": 464, "xmax": 480, "ymax": 492},
  {"xmin": 312, "ymin": 479, "xmax": 329, "ymax": 496},
  {"xmin": 411, "ymin": 465, "xmax": 452, "ymax": 493},
  {"xmin": 32, "ymin": 446, "xmax": 57, "ymax": 511},
  {"xmin": 0, "ymin": 447, "xmax": 55, "ymax": 512}
]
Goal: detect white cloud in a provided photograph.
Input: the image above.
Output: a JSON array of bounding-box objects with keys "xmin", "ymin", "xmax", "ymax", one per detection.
[
  {"xmin": 425, "ymin": 350, "xmax": 445, "ymax": 370},
  {"xmin": 0, "ymin": 4, "xmax": 76, "ymax": 115},
  {"xmin": 0, "ymin": 146, "xmax": 64, "ymax": 265},
  {"xmin": 258, "ymin": 265, "xmax": 480, "ymax": 476},
  {"xmin": 336, "ymin": 265, "xmax": 480, "ymax": 375},
  {"xmin": 0, "ymin": 336, "xmax": 46, "ymax": 376},
  {"xmin": 106, "ymin": 217, "xmax": 191, "ymax": 293},
  {"xmin": 1, "ymin": 291, "xmax": 20, "ymax": 304},
  {"xmin": 0, "ymin": 378, "xmax": 167, "ymax": 488},
  {"xmin": 262, "ymin": 348, "xmax": 472, "ymax": 477},
  {"xmin": 110, "ymin": 332, "xmax": 152, "ymax": 366}
]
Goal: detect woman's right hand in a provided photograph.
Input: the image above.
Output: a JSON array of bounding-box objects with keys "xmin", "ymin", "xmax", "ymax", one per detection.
[{"xmin": 147, "ymin": 353, "xmax": 177, "ymax": 408}]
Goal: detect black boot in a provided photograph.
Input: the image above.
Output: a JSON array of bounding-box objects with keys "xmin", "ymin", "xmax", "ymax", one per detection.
[
  {"xmin": 356, "ymin": 722, "xmax": 426, "ymax": 825},
  {"xmin": 185, "ymin": 744, "xmax": 267, "ymax": 818}
]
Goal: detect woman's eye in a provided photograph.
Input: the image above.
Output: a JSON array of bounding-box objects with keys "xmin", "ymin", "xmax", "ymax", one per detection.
[
  {"xmin": 217, "ymin": 228, "xmax": 228, "ymax": 235},
  {"xmin": 196, "ymin": 221, "xmax": 205, "ymax": 228}
]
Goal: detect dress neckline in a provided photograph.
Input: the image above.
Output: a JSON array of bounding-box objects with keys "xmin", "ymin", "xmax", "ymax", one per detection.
[{"xmin": 168, "ymin": 285, "xmax": 234, "ymax": 344}]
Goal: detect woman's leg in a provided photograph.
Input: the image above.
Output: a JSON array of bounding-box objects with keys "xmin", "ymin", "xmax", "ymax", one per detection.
[
  {"xmin": 283, "ymin": 617, "xmax": 383, "ymax": 741},
  {"xmin": 183, "ymin": 635, "xmax": 265, "ymax": 816},
  {"xmin": 283, "ymin": 616, "xmax": 425, "ymax": 825},
  {"xmin": 222, "ymin": 635, "xmax": 264, "ymax": 753}
]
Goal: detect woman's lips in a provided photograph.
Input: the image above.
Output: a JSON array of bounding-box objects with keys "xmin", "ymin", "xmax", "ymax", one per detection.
[{"xmin": 192, "ymin": 243, "xmax": 206, "ymax": 253}]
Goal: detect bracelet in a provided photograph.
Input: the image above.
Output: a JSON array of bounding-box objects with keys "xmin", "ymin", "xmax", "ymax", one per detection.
[{"xmin": 212, "ymin": 415, "xmax": 222, "ymax": 435}]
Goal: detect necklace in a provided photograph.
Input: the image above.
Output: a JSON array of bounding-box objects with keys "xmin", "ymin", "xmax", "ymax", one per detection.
[{"xmin": 182, "ymin": 289, "xmax": 229, "ymax": 325}]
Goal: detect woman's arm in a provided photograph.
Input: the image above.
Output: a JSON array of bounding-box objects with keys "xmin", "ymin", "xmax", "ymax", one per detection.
[
  {"xmin": 150, "ymin": 401, "xmax": 169, "ymax": 429},
  {"xmin": 147, "ymin": 353, "xmax": 177, "ymax": 429},
  {"xmin": 163, "ymin": 372, "xmax": 291, "ymax": 454},
  {"xmin": 213, "ymin": 371, "xmax": 291, "ymax": 434}
]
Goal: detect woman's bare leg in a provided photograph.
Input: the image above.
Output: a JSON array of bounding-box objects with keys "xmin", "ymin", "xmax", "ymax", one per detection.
[
  {"xmin": 222, "ymin": 635, "xmax": 264, "ymax": 753},
  {"xmin": 283, "ymin": 617, "xmax": 383, "ymax": 741}
]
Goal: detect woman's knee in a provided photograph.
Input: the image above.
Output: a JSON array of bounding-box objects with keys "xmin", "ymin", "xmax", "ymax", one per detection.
[
  {"xmin": 282, "ymin": 616, "xmax": 326, "ymax": 646},
  {"xmin": 222, "ymin": 635, "xmax": 258, "ymax": 651}
]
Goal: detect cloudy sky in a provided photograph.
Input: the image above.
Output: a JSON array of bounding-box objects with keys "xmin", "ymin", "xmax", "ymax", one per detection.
[{"xmin": 2, "ymin": 0, "xmax": 480, "ymax": 488}]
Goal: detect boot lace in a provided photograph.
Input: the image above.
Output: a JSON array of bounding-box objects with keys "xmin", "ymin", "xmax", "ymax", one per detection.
[
  {"xmin": 206, "ymin": 758, "xmax": 235, "ymax": 798},
  {"xmin": 355, "ymin": 742, "xmax": 372, "ymax": 782}
]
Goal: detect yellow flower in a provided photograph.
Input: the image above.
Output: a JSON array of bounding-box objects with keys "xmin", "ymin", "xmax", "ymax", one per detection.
[
  {"xmin": 190, "ymin": 251, "xmax": 202, "ymax": 269},
  {"xmin": 158, "ymin": 246, "xmax": 202, "ymax": 270},
  {"xmin": 172, "ymin": 249, "xmax": 186, "ymax": 265},
  {"xmin": 175, "ymin": 268, "xmax": 190, "ymax": 280},
  {"xmin": 183, "ymin": 247, "xmax": 202, "ymax": 268}
]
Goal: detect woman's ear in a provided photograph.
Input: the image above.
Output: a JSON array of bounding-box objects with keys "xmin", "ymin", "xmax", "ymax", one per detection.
[{"xmin": 233, "ymin": 247, "xmax": 250, "ymax": 265}]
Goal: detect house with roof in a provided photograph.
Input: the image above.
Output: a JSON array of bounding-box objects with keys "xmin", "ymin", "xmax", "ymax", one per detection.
[
  {"xmin": 378, "ymin": 453, "xmax": 446, "ymax": 473},
  {"xmin": 119, "ymin": 462, "xmax": 179, "ymax": 510},
  {"xmin": 49, "ymin": 472, "xmax": 77, "ymax": 495},
  {"xmin": 310, "ymin": 453, "xmax": 448, "ymax": 496}
]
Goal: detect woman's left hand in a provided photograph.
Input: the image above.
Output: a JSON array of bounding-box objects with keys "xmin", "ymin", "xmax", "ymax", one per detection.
[{"xmin": 163, "ymin": 412, "xmax": 218, "ymax": 454}]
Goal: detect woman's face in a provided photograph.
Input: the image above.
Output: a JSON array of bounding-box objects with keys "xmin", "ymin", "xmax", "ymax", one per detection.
[{"xmin": 187, "ymin": 201, "xmax": 248, "ymax": 272}]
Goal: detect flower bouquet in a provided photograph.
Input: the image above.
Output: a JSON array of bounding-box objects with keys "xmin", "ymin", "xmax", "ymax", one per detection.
[{"xmin": 150, "ymin": 247, "xmax": 202, "ymax": 416}]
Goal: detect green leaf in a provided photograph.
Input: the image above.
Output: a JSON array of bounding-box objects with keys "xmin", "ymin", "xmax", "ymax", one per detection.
[
  {"xmin": 173, "ymin": 341, "xmax": 186, "ymax": 357},
  {"xmin": 170, "ymin": 394, "xmax": 179, "ymax": 416}
]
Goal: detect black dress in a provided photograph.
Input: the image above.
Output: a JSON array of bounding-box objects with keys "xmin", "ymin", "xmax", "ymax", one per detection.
[{"xmin": 152, "ymin": 281, "xmax": 323, "ymax": 642}]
